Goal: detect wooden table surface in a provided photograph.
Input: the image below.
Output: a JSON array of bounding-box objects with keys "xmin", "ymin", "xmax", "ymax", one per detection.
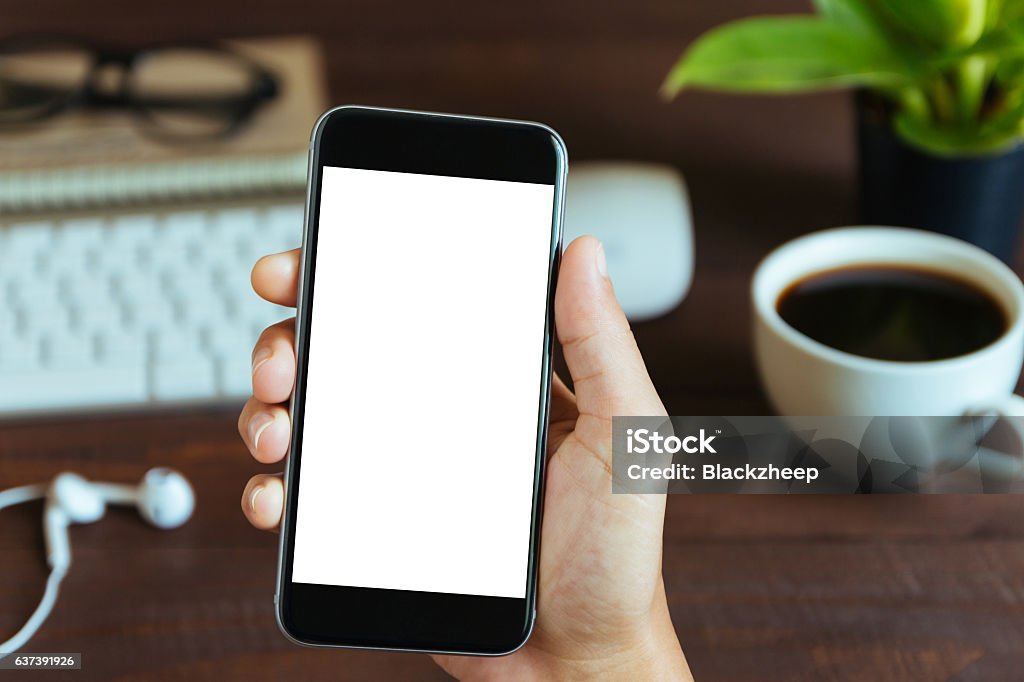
[{"xmin": 3, "ymin": 0, "xmax": 1024, "ymax": 680}]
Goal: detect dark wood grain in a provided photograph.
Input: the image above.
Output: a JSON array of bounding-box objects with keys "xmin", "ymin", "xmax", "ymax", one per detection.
[{"xmin": 3, "ymin": 0, "xmax": 1024, "ymax": 680}]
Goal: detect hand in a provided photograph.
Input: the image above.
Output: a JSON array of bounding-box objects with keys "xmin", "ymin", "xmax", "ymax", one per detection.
[{"xmin": 239, "ymin": 236, "xmax": 692, "ymax": 681}]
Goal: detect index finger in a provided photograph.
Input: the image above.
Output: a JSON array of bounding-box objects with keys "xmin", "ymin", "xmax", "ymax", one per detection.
[{"xmin": 251, "ymin": 248, "xmax": 301, "ymax": 307}]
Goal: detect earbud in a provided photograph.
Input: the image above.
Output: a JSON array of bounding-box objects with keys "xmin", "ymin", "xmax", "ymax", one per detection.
[
  {"xmin": 44, "ymin": 468, "xmax": 195, "ymax": 571},
  {"xmin": 49, "ymin": 472, "xmax": 106, "ymax": 524},
  {"xmin": 136, "ymin": 468, "xmax": 196, "ymax": 529}
]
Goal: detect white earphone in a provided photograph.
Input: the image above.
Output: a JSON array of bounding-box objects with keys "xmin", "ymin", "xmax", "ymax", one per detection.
[{"xmin": 0, "ymin": 468, "xmax": 194, "ymax": 657}]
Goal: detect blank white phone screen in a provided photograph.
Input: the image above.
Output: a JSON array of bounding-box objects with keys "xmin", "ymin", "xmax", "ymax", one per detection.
[{"xmin": 291, "ymin": 166, "xmax": 555, "ymax": 598}]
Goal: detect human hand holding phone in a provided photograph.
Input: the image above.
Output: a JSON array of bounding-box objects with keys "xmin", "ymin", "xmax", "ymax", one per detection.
[{"xmin": 238, "ymin": 235, "xmax": 692, "ymax": 680}]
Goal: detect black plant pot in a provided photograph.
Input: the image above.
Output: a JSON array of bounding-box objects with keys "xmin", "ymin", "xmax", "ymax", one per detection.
[{"xmin": 857, "ymin": 94, "xmax": 1024, "ymax": 264}]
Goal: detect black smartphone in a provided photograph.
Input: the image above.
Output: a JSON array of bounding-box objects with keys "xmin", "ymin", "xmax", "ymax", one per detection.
[{"xmin": 275, "ymin": 106, "xmax": 567, "ymax": 655}]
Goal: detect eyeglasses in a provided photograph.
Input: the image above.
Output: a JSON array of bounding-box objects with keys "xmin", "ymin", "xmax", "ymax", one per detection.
[{"xmin": 0, "ymin": 35, "xmax": 280, "ymax": 142}]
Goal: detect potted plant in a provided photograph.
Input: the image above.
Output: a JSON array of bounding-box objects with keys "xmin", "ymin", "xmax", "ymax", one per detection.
[{"xmin": 663, "ymin": 0, "xmax": 1024, "ymax": 263}]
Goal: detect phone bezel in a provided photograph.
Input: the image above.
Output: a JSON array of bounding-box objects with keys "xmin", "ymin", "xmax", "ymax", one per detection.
[{"xmin": 275, "ymin": 105, "xmax": 567, "ymax": 656}]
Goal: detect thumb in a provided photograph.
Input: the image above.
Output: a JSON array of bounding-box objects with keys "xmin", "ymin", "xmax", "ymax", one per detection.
[{"xmin": 555, "ymin": 236, "xmax": 666, "ymax": 421}]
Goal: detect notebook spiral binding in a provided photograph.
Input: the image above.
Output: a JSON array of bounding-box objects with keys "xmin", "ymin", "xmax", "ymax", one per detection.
[{"xmin": 0, "ymin": 152, "xmax": 309, "ymax": 214}]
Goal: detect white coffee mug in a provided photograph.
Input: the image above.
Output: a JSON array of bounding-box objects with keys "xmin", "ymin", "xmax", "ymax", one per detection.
[{"xmin": 752, "ymin": 227, "xmax": 1024, "ymax": 417}]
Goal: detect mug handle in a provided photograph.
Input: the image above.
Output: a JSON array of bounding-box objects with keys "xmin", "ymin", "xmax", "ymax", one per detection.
[
  {"xmin": 965, "ymin": 396, "xmax": 1024, "ymax": 479},
  {"xmin": 994, "ymin": 394, "xmax": 1024, "ymax": 416}
]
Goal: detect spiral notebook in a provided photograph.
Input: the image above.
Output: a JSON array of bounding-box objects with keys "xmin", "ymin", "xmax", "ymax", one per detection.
[{"xmin": 0, "ymin": 36, "xmax": 327, "ymax": 214}]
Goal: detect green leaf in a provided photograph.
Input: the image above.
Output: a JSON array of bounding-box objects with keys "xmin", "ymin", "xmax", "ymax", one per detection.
[
  {"xmin": 894, "ymin": 88, "xmax": 1024, "ymax": 154},
  {"xmin": 1002, "ymin": 0, "xmax": 1024, "ymax": 20},
  {"xmin": 996, "ymin": 57, "xmax": 1024, "ymax": 86},
  {"xmin": 662, "ymin": 16, "xmax": 914, "ymax": 96},
  {"xmin": 971, "ymin": 19, "xmax": 1024, "ymax": 91},
  {"xmin": 986, "ymin": 0, "xmax": 1007, "ymax": 28},
  {"xmin": 867, "ymin": 0, "xmax": 989, "ymax": 49},
  {"xmin": 952, "ymin": 16, "xmax": 1024, "ymax": 71},
  {"xmin": 995, "ymin": 49, "xmax": 1024, "ymax": 88},
  {"xmin": 813, "ymin": 0, "xmax": 880, "ymax": 31}
]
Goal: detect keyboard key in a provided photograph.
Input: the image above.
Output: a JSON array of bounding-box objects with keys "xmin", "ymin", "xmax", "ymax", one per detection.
[
  {"xmin": 148, "ymin": 241, "xmax": 189, "ymax": 270},
  {"xmin": 206, "ymin": 324, "xmax": 255, "ymax": 359},
  {"xmin": 0, "ymin": 307, "xmax": 20, "ymax": 334},
  {"xmin": 75, "ymin": 308, "xmax": 125, "ymax": 336},
  {"xmin": 163, "ymin": 210, "xmax": 208, "ymax": 236},
  {"xmin": 217, "ymin": 354, "xmax": 253, "ymax": 398},
  {"xmin": 114, "ymin": 274, "xmax": 163, "ymax": 304},
  {"xmin": 267, "ymin": 204, "xmax": 304, "ymax": 233},
  {"xmin": 0, "ymin": 201, "xmax": 304, "ymax": 414},
  {"xmin": 21, "ymin": 306, "xmax": 72, "ymax": 336},
  {"xmin": 125, "ymin": 300, "xmax": 178, "ymax": 331},
  {"xmin": 110, "ymin": 214, "xmax": 158, "ymax": 243},
  {"xmin": 12, "ymin": 280, "xmax": 64, "ymax": 310},
  {"xmin": 57, "ymin": 218, "xmax": 106, "ymax": 249},
  {"xmin": 0, "ymin": 331, "xmax": 43, "ymax": 371},
  {"xmin": 180, "ymin": 296, "xmax": 231, "ymax": 327},
  {"xmin": 0, "ymin": 365, "xmax": 147, "ymax": 411},
  {"xmin": 4, "ymin": 222, "xmax": 52, "ymax": 255},
  {"xmin": 153, "ymin": 328, "xmax": 204, "ymax": 362},
  {"xmin": 43, "ymin": 331, "xmax": 94, "ymax": 370},
  {"xmin": 212, "ymin": 208, "xmax": 258, "ymax": 240},
  {"xmin": 95, "ymin": 243, "xmax": 138, "ymax": 272},
  {"xmin": 97, "ymin": 328, "xmax": 147, "ymax": 366},
  {"xmin": 62, "ymin": 276, "xmax": 113, "ymax": 310},
  {"xmin": 47, "ymin": 247, "xmax": 93, "ymax": 279},
  {"xmin": 152, "ymin": 358, "xmax": 217, "ymax": 400}
]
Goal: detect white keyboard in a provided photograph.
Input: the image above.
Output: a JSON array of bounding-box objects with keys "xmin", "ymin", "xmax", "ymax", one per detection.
[{"xmin": 0, "ymin": 202, "xmax": 301, "ymax": 415}]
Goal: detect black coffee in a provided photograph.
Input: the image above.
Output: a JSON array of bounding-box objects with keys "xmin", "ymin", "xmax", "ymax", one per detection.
[{"xmin": 776, "ymin": 265, "xmax": 1007, "ymax": 362}]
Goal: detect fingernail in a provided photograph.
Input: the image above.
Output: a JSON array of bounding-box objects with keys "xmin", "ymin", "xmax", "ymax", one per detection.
[
  {"xmin": 249, "ymin": 412, "xmax": 275, "ymax": 451},
  {"xmin": 252, "ymin": 346, "xmax": 273, "ymax": 376},
  {"xmin": 249, "ymin": 484, "xmax": 264, "ymax": 513},
  {"xmin": 595, "ymin": 241, "xmax": 608, "ymax": 279}
]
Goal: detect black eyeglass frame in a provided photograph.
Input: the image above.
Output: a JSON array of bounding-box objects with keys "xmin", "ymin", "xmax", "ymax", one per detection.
[{"xmin": 0, "ymin": 34, "xmax": 280, "ymax": 141}]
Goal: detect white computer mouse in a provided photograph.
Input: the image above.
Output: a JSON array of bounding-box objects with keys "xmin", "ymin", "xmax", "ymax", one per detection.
[{"xmin": 563, "ymin": 161, "xmax": 693, "ymax": 321}]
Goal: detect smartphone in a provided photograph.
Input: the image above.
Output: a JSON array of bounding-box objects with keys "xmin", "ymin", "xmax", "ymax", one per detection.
[{"xmin": 275, "ymin": 106, "xmax": 567, "ymax": 655}]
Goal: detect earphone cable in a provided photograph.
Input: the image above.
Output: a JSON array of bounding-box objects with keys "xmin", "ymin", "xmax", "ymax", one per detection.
[
  {"xmin": 0, "ymin": 482, "xmax": 60, "ymax": 660},
  {"xmin": 0, "ymin": 565, "xmax": 66, "ymax": 659},
  {"xmin": 0, "ymin": 484, "xmax": 46, "ymax": 511}
]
